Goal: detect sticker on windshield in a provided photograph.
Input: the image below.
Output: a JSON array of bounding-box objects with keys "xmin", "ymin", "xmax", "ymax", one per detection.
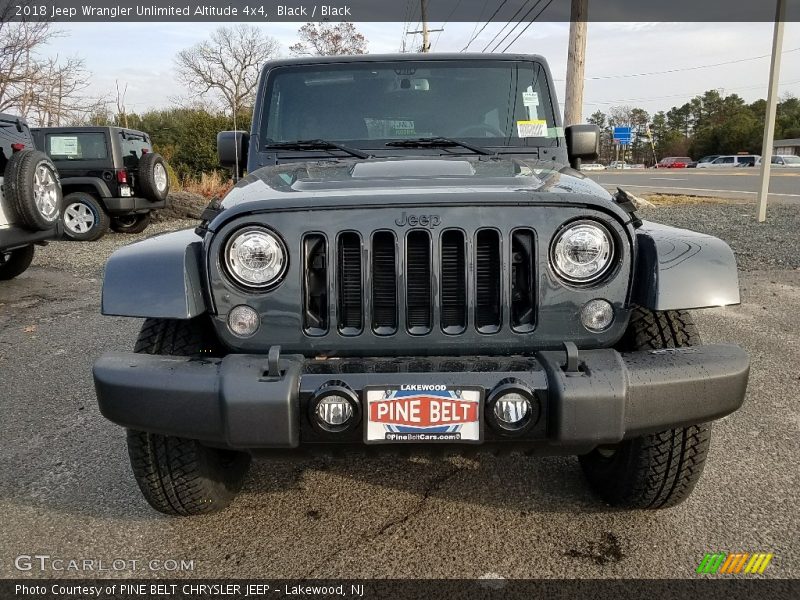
[
  {"xmin": 50, "ymin": 136, "xmax": 79, "ymax": 155},
  {"xmin": 517, "ymin": 120, "xmax": 548, "ymax": 138},
  {"xmin": 522, "ymin": 91, "xmax": 539, "ymax": 107},
  {"xmin": 365, "ymin": 118, "xmax": 418, "ymax": 138}
]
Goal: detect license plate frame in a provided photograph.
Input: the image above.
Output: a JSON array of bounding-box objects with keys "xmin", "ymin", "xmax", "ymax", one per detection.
[{"xmin": 363, "ymin": 385, "xmax": 483, "ymax": 445}]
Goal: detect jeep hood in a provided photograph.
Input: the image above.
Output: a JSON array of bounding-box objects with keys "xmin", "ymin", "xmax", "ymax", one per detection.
[{"xmin": 220, "ymin": 156, "xmax": 613, "ymax": 211}]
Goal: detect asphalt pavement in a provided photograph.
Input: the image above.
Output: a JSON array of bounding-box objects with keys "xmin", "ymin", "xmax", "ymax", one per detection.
[
  {"xmin": 0, "ymin": 212, "xmax": 798, "ymax": 580},
  {"xmin": 587, "ymin": 168, "xmax": 800, "ymax": 202}
]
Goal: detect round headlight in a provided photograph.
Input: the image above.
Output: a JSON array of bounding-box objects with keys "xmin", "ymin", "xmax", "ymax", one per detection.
[
  {"xmin": 551, "ymin": 221, "xmax": 614, "ymax": 284},
  {"xmin": 224, "ymin": 227, "xmax": 287, "ymax": 288}
]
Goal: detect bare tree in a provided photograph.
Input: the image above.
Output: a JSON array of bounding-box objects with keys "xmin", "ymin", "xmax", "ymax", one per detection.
[
  {"xmin": 28, "ymin": 55, "xmax": 107, "ymax": 126},
  {"xmin": 115, "ymin": 80, "xmax": 129, "ymax": 128},
  {"xmin": 0, "ymin": 19, "xmax": 56, "ymax": 113},
  {"xmin": 289, "ymin": 22, "xmax": 368, "ymax": 56},
  {"xmin": 174, "ymin": 25, "xmax": 280, "ymax": 117}
]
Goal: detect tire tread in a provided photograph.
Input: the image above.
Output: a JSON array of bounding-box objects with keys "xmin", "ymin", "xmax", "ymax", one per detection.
[{"xmin": 579, "ymin": 306, "xmax": 711, "ymax": 510}]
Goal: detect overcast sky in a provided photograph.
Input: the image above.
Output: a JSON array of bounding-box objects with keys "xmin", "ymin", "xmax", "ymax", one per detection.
[{"xmin": 43, "ymin": 21, "xmax": 800, "ymax": 120}]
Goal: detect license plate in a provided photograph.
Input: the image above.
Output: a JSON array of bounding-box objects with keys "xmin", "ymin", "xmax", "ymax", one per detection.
[{"xmin": 364, "ymin": 385, "xmax": 482, "ymax": 444}]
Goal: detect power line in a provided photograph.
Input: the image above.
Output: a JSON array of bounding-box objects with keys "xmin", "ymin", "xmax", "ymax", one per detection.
[
  {"xmin": 499, "ymin": 0, "xmax": 556, "ymax": 53},
  {"xmin": 581, "ymin": 79, "xmax": 800, "ymax": 107},
  {"xmin": 432, "ymin": 0, "xmax": 464, "ymax": 52},
  {"xmin": 553, "ymin": 47, "xmax": 800, "ymax": 82},
  {"xmin": 481, "ymin": 1, "xmax": 538, "ymax": 53},
  {"xmin": 460, "ymin": 0, "xmax": 509, "ymax": 52}
]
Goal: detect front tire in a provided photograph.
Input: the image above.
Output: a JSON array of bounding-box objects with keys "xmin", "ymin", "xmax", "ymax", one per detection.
[
  {"xmin": 0, "ymin": 245, "xmax": 35, "ymax": 280},
  {"xmin": 127, "ymin": 430, "xmax": 250, "ymax": 517},
  {"xmin": 579, "ymin": 307, "xmax": 712, "ymax": 509},
  {"xmin": 127, "ymin": 318, "xmax": 250, "ymax": 516},
  {"xmin": 62, "ymin": 192, "xmax": 110, "ymax": 241}
]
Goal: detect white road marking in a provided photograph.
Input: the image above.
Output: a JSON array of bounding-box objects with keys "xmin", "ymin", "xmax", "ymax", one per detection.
[
  {"xmin": 650, "ymin": 177, "xmax": 689, "ymax": 181},
  {"xmin": 603, "ymin": 184, "xmax": 800, "ymax": 198}
]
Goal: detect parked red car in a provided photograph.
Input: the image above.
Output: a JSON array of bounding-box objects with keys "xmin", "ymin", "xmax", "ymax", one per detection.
[{"xmin": 656, "ymin": 157, "xmax": 693, "ymax": 168}]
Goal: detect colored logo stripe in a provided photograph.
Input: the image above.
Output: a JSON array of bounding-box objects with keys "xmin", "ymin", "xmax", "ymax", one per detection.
[{"xmin": 697, "ymin": 553, "xmax": 773, "ymax": 575}]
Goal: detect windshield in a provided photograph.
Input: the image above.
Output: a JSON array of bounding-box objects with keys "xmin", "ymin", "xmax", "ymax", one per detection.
[
  {"xmin": 261, "ymin": 60, "xmax": 558, "ymax": 151},
  {"xmin": 781, "ymin": 156, "xmax": 800, "ymax": 164}
]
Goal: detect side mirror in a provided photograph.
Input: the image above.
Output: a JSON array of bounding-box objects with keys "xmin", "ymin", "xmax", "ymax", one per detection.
[
  {"xmin": 217, "ymin": 130, "xmax": 249, "ymax": 180},
  {"xmin": 565, "ymin": 124, "xmax": 600, "ymax": 170}
]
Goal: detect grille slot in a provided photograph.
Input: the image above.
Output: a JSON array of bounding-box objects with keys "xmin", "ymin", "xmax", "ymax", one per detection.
[
  {"xmin": 475, "ymin": 229, "xmax": 502, "ymax": 333},
  {"xmin": 511, "ymin": 229, "xmax": 536, "ymax": 332},
  {"xmin": 371, "ymin": 231, "xmax": 398, "ymax": 334},
  {"xmin": 302, "ymin": 234, "xmax": 328, "ymax": 335},
  {"xmin": 337, "ymin": 232, "xmax": 363, "ymax": 334},
  {"xmin": 440, "ymin": 230, "xmax": 467, "ymax": 334},
  {"xmin": 406, "ymin": 230, "xmax": 432, "ymax": 334}
]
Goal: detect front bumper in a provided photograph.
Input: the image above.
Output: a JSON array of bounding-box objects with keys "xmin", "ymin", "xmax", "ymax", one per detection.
[{"xmin": 93, "ymin": 344, "xmax": 749, "ymax": 450}]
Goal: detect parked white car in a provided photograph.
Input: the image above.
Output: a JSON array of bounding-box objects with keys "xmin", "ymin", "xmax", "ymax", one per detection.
[
  {"xmin": 696, "ymin": 155, "xmax": 760, "ymax": 168},
  {"xmin": 756, "ymin": 155, "xmax": 800, "ymax": 168},
  {"xmin": 580, "ymin": 163, "xmax": 606, "ymax": 171}
]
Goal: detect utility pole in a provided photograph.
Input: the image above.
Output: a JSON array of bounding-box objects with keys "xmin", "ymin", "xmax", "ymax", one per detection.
[
  {"xmin": 564, "ymin": 0, "xmax": 589, "ymax": 126},
  {"xmin": 757, "ymin": 0, "xmax": 786, "ymax": 223},
  {"xmin": 406, "ymin": 0, "xmax": 443, "ymax": 53}
]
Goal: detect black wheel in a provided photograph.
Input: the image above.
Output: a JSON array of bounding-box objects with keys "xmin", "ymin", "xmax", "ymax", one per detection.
[
  {"xmin": 61, "ymin": 192, "xmax": 110, "ymax": 241},
  {"xmin": 579, "ymin": 307, "xmax": 711, "ymax": 510},
  {"xmin": 111, "ymin": 212, "xmax": 151, "ymax": 234},
  {"xmin": 4, "ymin": 150, "xmax": 61, "ymax": 231},
  {"xmin": 0, "ymin": 245, "xmax": 35, "ymax": 280},
  {"xmin": 126, "ymin": 318, "xmax": 249, "ymax": 516},
  {"xmin": 137, "ymin": 153, "xmax": 170, "ymax": 202}
]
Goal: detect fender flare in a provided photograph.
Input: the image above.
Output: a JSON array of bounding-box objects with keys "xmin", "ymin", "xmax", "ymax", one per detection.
[
  {"xmin": 101, "ymin": 229, "xmax": 207, "ymax": 319},
  {"xmin": 632, "ymin": 221, "xmax": 740, "ymax": 311},
  {"xmin": 60, "ymin": 177, "xmax": 113, "ymax": 198}
]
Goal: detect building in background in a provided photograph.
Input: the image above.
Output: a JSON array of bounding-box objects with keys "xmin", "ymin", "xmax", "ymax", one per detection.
[{"xmin": 773, "ymin": 138, "xmax": 800, "ymax": 156}]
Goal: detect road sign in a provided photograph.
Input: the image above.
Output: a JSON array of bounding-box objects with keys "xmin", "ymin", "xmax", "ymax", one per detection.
[{"xmin": 613, "ymin": 126, "xmax": 633, "ymax": 145}]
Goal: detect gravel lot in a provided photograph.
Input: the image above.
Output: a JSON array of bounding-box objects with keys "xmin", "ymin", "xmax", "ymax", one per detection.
[
  {"xmin": 32, "ymin": 219, "xmax": 197, "ymax": 275},
  {"xmin": 642, "ymin": 201, "xmax": 800, "ymax": 271},
  {"xmin": 1, "ymin": 198, "xmax": 798, "ymax": 581}
]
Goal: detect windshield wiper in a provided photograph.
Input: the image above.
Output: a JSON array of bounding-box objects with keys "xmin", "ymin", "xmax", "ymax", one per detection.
[
  {"xmin": 266, "ymin": 139, "xmax": 371, "ymax": 159},
  {"xmin": 385, "ymin": 136, "xmax": 494, "ymax": 156}
]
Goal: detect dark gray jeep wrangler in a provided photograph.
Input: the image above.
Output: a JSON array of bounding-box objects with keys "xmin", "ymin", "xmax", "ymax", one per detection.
[{"xmin": 93, "ymin": 54, "xmax": 749, "ymax": 516}]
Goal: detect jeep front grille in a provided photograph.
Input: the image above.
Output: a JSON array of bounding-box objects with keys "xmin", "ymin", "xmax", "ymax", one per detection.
[
  {"xmin": 440, "ymin": 230, "xmax": 467, "ymax": 334},
  {"xmin": 301, "ymin": 228, "xmax": 536, "ymax": 337},
  {"xmin": 371, "ymin": 231, "xmax": 398, "ymax": 334},
  {"xmin": 337, "ymin": 232, "xmax": 363, "ymax": 334}
]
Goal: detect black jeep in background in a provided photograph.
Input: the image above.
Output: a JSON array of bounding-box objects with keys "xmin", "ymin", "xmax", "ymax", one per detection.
[
  {"xmin": 32, "ymin": 126, "xmax": 170, "ymax": 241},
  {"xmin": 0, "ymin": 113, "xmax": 62, "ymax": 280}
]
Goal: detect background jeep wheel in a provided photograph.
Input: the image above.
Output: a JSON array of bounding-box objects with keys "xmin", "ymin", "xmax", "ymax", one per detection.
[
  {"xmin": 579, "ymin": 307, "xmax": 712, "ymax": 510},
  {"xmin": 111, "ymin": 212, "xmax": 151, "ymax": 234},
  {"xmin": 127, "ymin": 317, "xmax": 250, "ymax": 516},
  {"xmin": 137, "ymin": 153, "xmax": 170, "ymax": 202},
  {"xmin": 0, "ymin": 245, "xmax": 35, "ymax": 280},
  {"xmin": 62, "ymin": 192, "xmax": 109, "ymax": 241},
  {"xmin": 4, "ymin": 149, "xmax": 62, "ymax": 231}
]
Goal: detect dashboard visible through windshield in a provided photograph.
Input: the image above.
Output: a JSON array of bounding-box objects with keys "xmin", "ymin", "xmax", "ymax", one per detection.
[{"xmin": 260, "ymin": 60, "xmax": 559, "ymax": 152}]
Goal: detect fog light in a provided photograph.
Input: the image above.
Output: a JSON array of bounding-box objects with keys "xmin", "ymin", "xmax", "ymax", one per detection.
[
  {"xmin": 315, "ymin": 396, "xmax": 354, "ymax": 428},
  {"xmin": 310, "ymin": 383, "xmax": 360, "ymax": 433},
  {"xmin": 487, "ymin": 380, "xmax": 538, "ymax": 434},
  {"xmin": 581, "ymin": 299, "xmax": 614, "ymax": 332},
  {"xmin": 494, "ymin": 393, "xmax": 531, "ymax": 426},
  {"xmin": 227, "ymin": 305, "xmax": 260, "ymax": 337}
]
